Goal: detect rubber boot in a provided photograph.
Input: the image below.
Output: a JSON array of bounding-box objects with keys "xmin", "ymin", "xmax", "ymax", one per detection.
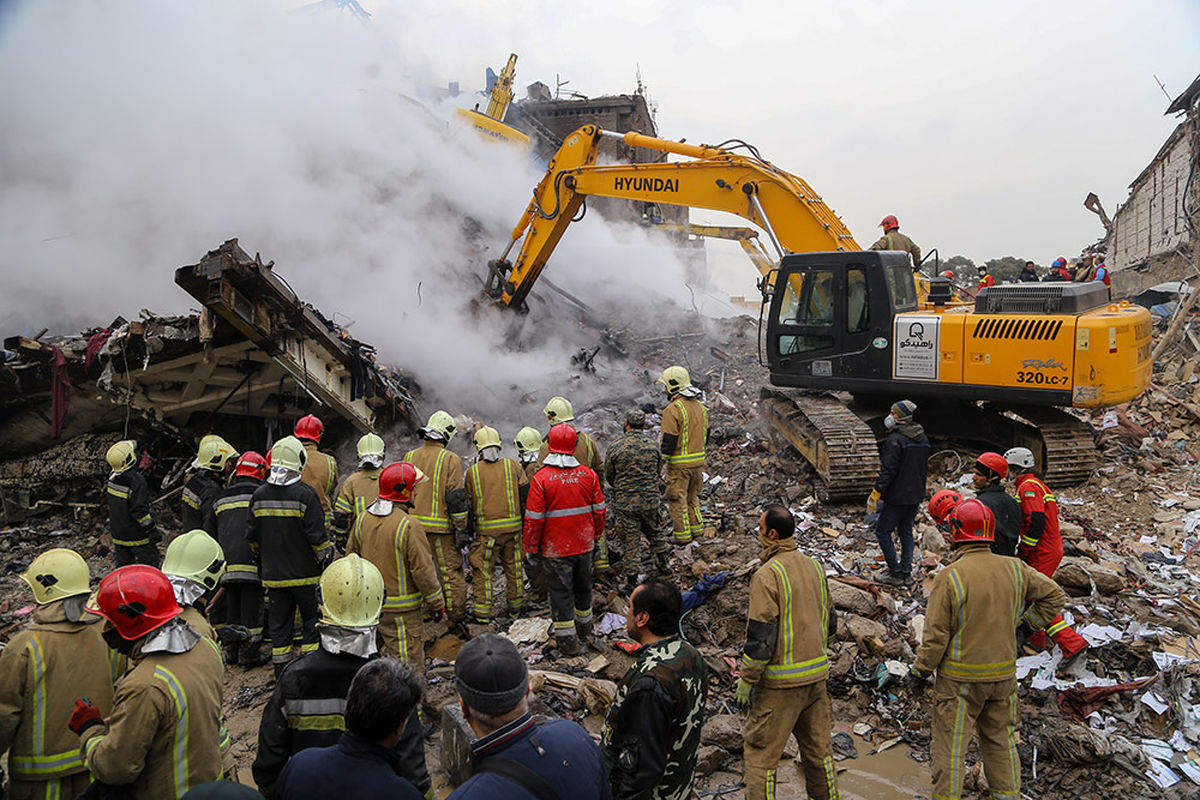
[
  {"xmin": 558, "ymin": 636, "xmax": 581, "ymax": 656},
  {"xmin": 238, "ymin": 640, "xmax": 270, "ymax": 668}
]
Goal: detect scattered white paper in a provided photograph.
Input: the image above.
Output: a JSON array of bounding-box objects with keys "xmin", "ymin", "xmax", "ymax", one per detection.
[
  {"xmin": 884, "ymin": 660, "xmax": 908, "ymax": 677},
  {"xmin": 1079, "ymin": 623, "xmax": 1124, "ymax": 646},
  {"xmin": 1141, "ymin": 692, "xmax": 1170, "ymax": 715},
  {"xmin": 1154, "ymin": 651, "xmax": 1192, "ymax": 669},
  {"xmin": 1159, "ymin": 499, "xmax": 1180, "ymax": 508},
  {"xmin": 1142, "ymin": 738, "xmax": 1174, "ymax": 761},
  {"xmin": 1178, "ymin": 762, "xmax": 1200, "ymax": 785},
  {"xmin": 1102, "ymin": 410, "xmax": 1120, "ymax": 430},
  {"xmin": 1147, "ymin": 759, "xmax": 1181, "ymax": 788},
  {"xmin": 708, "ymin": 475, "xmax": 725, "ymax": 486},
  {"xmin": 1140, "ymin": 535, "xmax": 1159, "ymax": 545},
  {"xmin": 1170, "ymin": 730, "xmax": 1190, "ymax": 751},
  {"xmin": 1016, "ymin": 652, "xmax": 1054, "ymax": 680},
  {"xmin": 595, "ymin": 612, "xmax": 627, "ymax": 636}
]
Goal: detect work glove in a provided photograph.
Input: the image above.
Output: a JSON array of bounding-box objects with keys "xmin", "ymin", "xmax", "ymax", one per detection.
[
  {"xmin": 866, "ymin": 489, "xmax": 881, "ymax": 515},
  {"xmin": 733, "ymin": 678, "xmax": 755, "ymax": 710},
  {"xmin": 68, "ymin": 698, "xmax": 104, "ymax": 736},
  {"xmin": 903, "ymin": 668, "xmax": 930, "ymax": 693}
]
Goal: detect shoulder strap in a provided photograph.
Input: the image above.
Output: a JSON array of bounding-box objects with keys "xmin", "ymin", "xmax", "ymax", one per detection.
[{"xmin": 476, "ymin": 755, "xmax": 561, "ymax": 800}]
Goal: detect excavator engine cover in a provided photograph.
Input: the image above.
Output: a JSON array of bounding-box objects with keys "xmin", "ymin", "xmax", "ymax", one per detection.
[{"xmin": 976, "ymin": 283, "xmax": 1109, "ymax": 314}]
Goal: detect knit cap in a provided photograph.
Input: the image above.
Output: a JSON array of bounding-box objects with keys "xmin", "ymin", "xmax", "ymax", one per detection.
[{"xmin": 454, "ymin": 633, "xmax": 529, "ymax": 716}]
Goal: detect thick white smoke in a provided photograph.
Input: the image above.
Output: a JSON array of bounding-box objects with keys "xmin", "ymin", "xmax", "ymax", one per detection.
[{"xmin": 0, "ymin": 0, "xmax": 711, "ymax": 438}]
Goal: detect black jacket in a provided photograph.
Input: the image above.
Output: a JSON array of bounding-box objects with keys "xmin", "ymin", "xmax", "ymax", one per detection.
[
  {"xmin": 275, "ymin": 732, "xmax": 423, "ymax": 800},
  {"xmin": 183, "ymin": 471, "xmax": 224, "ymax": 532},
  {"xmin": 253, "ymin": 647, "xmax": 429, "ymax": 794},
  {"xmin": 106, "ymin": 468, "xmax": 156, "ymax": 545},
  {"xmin": 246, "ymin": 481, "xmax": 331, "ymax": 587},
  {"xmin": 975, "ymin": 484, "xmax": 1021, "ymax": 557},
  {"xmin": 873, "ymin": 423, "xmax": 930, "ymax": 505},
  {"xmin": 205, "ymin": 478, "xmax": 262, "ymax": 581}
]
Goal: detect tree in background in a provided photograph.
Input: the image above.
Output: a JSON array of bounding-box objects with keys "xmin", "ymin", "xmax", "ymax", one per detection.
[
  {"xmin": 940, "ymin": 255, "xmax": 976, "ymax": 281},
  {"xmin": 983, "ymin": 256, "xmax": 1037, "ymax": 283}
]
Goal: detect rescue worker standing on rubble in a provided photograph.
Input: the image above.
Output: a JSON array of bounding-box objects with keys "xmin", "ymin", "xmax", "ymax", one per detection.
[
  {"xmin": 735, "ymin": 505, "xmax": 838, "ymax": 800},
  {"xmin": 253, "ymin": 554, "xmax": 431, "ymax": 798},
  {"xmin": 161, "ymin": 529, "xmax": 227, "ymax": 644},
  {"xmin": 404, "ymin": 411, "xmax": 470, "ymax": 627},
  {"xmin": 248, "ymin": 436, "xmax": 334, "ymax": 675},
  {"xmin": 105, "ymin": 439, "xmax": 161, "ymax": 567},
  {"xmin": 331, "ymin": 433, "xmax": 385, "ymax": 548},
  {"xmin": 539, "ymin": 397, "xmax": 608, "ymax": 572},
  {"xmin": 867, "ymin": 400, "xmax": 929, "ymax": 585},
  {"xmin": 348, "ymin": 461, "xmax": 445, "ymax": 666},
  {"xmin": 295, "ymin": 415, "xmax": 338, "ymax": 530},
  {"xmin": 971, "ymin": 453, "xmax": 1021, "ymax": 557},
  {"xmin": 205, "ymin": 451, "xmax": 269, "ymax": 667},
  {"xmin": 868, "ymin": 215, "xmax": 921, "ymax": 270},
  {"xmin": 515, "ymin": 427, "xmax": 543, "ymax": 480},
  {"xmin": 602, "ymin": 578, "xmax": 707, "ymax": 800},
  {"xmin": 72, "ymin": 565, "xmax": 225, "ymax": 799},
  {"xmin": 465, "ymin": 426, "xmax": 530, "ymax": 622},
  {"xmin": 524, "ymin": 423, "xmax": 606, "ymax": 656},
  {"xmin": 658, "ymin": 367, "xmax": 708, "ymax": 546},
  {"xmin": 605, "ymin": 409, "xmax": 669, "ymax": 591},
  {"xmin": 1004, "ymin": 447, "xmax": 1090, "ymax": 663},
  {"xmin": 0, "ymin": 548, "xmax": 119, "ymax": 800},
  {"xmin": 183, "ymin": 435, "xmax": 236, "ymax": 534},
  {"xmin": 906, "ymin": 499, "xmax": 1068, "ymax": 800}
]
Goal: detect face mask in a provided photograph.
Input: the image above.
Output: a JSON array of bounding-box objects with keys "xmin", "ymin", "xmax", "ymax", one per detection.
[
  {"xmin": 884, "ymin": 415, "xmax": 897, "ymax": 430},
  {"xmin": 102, "ymin": 626, "xmax": 135, "ymax": 655}
]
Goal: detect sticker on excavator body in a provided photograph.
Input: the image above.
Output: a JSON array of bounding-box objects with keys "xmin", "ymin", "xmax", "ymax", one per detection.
[{"xmin": 893, "ymin": 315, "xmax": 940, "ymax": 380}]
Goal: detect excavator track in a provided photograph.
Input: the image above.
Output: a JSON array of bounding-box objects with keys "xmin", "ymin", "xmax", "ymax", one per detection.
[
  {"xmin": 760, "ymin": 389, "xmax": 880, "ymax": 502},
  {"xmin": 988, "ymin": 404, "xmax": 1097, "ymax": 487}
]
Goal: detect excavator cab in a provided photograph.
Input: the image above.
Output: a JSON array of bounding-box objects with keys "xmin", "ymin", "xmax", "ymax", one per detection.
[{"xmin": 762, "ymin": 251, "xmax": 917, "ymax": 389}]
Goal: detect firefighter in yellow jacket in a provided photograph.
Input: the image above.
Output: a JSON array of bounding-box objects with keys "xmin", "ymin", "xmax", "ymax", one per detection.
[
  {"xmin": 659, "ymin": 366, "xmax": 708, "ymax": 545},
  {"xmin": 538, "ymin": 396, "xmax": 608, "ymax": 571},
  {"xmin": 0, "ymin": 549, "xmax": 120, "ymax": 800},
  {"xmin": 906, "ymin": 498, "xmax": 1067, "ymax": 800},
  {"xmin": 295, "ymin": 414, "xmax": 339, "ymax": 529},
  {"xmin": 331, "ymin": 432, "xmax": 386, "ymax": 547},
  {"xmin": 404, "ymin": 410, "xmax": 469, "ymax": 624},
  {"xmin": 348, "ymin": 462, "xmax": 445, "ymax": 669},
  {"xmin": 465, "ymin": 426, "xmax": 530, "ymax": 621},
  {"xmin": 734, "ymin": 506, "xmax": 838, "ymax": 800},
  {"xmin": 514, "ymin": 427, "xmax": 543, "ymax": 481},
  {"xmin": 71, "ymin": 565, "xmax": 224, "ymax": 799}
]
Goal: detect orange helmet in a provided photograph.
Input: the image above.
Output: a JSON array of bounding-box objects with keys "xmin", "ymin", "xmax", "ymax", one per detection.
[
  {"xmin": 547, "ymin": 423, "xmax": 578, "ymax": 456},
  {"xmin": 974, "ymin": 452, "xmax": 1008, "ymax": 482},
  {"xmin": 234, "ymin": 451, "xmax": 267, "ymax": 481},
  {"xmin": 378, "ymin": 462, "xmax": 424, "ymax": 504},
  {"xmin": 928, "ymin": 488, "xmax": 964, "ymax": 524},
  {"xmin": 92, "ymin": 565, "xmax": 182, "ymax": 641},
  {"xmin": 947, "ymin": 498, "xmax": 995, "ymax": 544},
  {"xmin": 880, "ymin": 214, "xmax": 899, "ymax": 231},
  {"xmin": 294, "ymin": 414, "xmax": 324, "ymax": 444}
]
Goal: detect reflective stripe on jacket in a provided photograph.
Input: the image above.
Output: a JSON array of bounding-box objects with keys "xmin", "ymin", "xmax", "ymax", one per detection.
[
  {"xmin": 331, "ymin": 468, "xmax": 381, "ymax": 535},
  {"xmin": 523, "ymin": 465, "xmax": 606, "ymax": 558},
  {"xmin": 348, "ymin": 506, "xmax": 443, "ymax": 614},
  {"xmin": 182, "ymin": 472, "xmax": 222, "ymax": 533},
  {"xmin": 247, "ymin": 482, "xmax": 331, "ymax": 588},
  {"xmin": 300, "ymin": 443, "xmax": 339, "ymax": 528},
  {"xmin": 107, "ymin": 469, "xmax": 153, "ymax": 546},
  {"xmin": 1015, "ymin": 474, "xmax": 1060, "ymax": 553},
  {"xmin": 205, "ymin": 478, "xmax": 260, "ymax": 579},
  {"xmin": 465, "ymin": 458, "xmax": 528, "ymax": 535},
  {"xmin": 404, "ymin": 443, "xmax": 467, "ymax": 534},
  {"xmin": 740, "ymin": 544, "xmax": 830, "ymax": 687},
  {"xmin": 661, "ymin": 397, "xmax": 708, "ymax": 467}
]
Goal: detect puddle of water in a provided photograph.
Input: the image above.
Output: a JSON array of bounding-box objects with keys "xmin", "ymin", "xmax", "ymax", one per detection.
[{"xmin": 835, "ymin": 738, "xmax": 928, "ymax": 800}]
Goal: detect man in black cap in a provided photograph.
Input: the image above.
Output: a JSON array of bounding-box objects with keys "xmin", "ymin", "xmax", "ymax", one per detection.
[{"xmin": 449, "ymin": 633, "xmax": 611, "ymax": 800}]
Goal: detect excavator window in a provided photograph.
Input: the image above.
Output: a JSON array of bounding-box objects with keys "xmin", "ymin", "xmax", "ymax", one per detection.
[
  {"xmin": 776, "ymin": 270, "xmax": 835, "ymax": 355},
  {"xmin": 847, "ymin": 267, "xmax": 870, "ymax": 333},
  {"xmin": 884, "ymin": 263, "xmax": 919, "ymax": 310}
]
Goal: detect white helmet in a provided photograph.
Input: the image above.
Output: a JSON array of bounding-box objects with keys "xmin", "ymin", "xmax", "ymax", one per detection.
[{"xmin": 1003, "ymin": 447, "xmax": 1035, "ymax": 472}]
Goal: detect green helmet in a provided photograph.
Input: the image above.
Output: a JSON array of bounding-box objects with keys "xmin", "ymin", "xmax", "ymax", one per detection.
[
  {"xmin": 269, "ymin": 436, "xmax": 307, "ymax": 473},
  {"xmin": 514, "ymin": 427, "xmax": 543, "ymax": 457},
  {"xmin": 423, "ymin": 410, "xmax": 457, "ymax": 442},
  {"xmin": 106, "ymin": 440, "xmax": 137, "ymax": 473},
  {"xmin": 320, "ymin": 554, "xmax": 384, "ymax": 627},
  {"xmin": 195, "ymin": 436, "xmax": 237, "ymax": 472},
  {"xmin": 473, "ymin": 426, "xmax": 502, "ymax": 452},
  {"xmin": 356, "ymin": 433, "xmax": 386, "ymax": 465},
  {"xmin": 543, "ymin": 396, "xmax": 574, "ymax": 423},
  {"xmin": 21, "ymin": 548, "xmax": 91, "ymax": 605},
  {"xmin": 161, "ymin": 530, "xmax": 226, "ymax": 591}
]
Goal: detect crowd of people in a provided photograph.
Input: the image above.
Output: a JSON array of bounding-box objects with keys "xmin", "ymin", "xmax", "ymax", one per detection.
[
  {"xmin": 0, "ymin": 367, "xmax": 1090, "ymax": 800},
  {"xmin": 973, "ymin": 251, "xmax": 1111, "ymax": 295}
]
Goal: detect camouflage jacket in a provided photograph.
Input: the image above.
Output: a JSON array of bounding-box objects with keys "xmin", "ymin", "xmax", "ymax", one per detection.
[
  {"xmin": 604, "ymin": 432, "xmax": 662, "ymax": 512},
  {"xmin": 601, "ymin": 635, "xmax": 707, "ymax": 800}
]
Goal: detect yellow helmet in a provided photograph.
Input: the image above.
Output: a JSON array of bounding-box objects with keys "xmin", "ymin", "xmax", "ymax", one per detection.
[
  {"xmin": 319, "ymin": 554, "xmax": 384, "ymax": 627},
  {"xmin": 514, "ymin": 427, "xmax": 543, "ymax": 457},
  {"xmin": 423, "ymin": 410, "xmax": 458, "ymax": 442},
  {"xmin": 269, "ymin": 436, "xmax": 307, "ymax": 473},
  {"xmin": 658, "ymin": 365, "xmax": 692, "ymax": 393},
  {"xmin": 473, "ymin": 426, "xmax": 502, "ymax": 452},
  {"xmin": 196, "ymin": 436, "xmax": 237, "ymax": 472},
  {"xmin": 21, "ymin": 548, "xmax": 91, "ymax": 605},
  {"xmin": 543, "ymin": 396, "xmax": 574, "ymax": 423},
  {"xmin": 106, "ymin": 440, "xmax": 137, "ymax": 473},
  {"xmin": 161, "ymin": 530, "xmax": 227, "ymax": 591},
  {"xmin": 356, "ymin": 433, "xmax": 386, "ymax": 464}
]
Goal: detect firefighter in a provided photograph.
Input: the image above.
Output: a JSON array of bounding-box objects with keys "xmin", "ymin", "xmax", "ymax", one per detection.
[
  {"xmin": 205, "ymin": 451, "xmax": 269, "ymax": 667},
  {"xmin": 906, "ymin": 499, "xmax": 1067, "ymax": 800},
  {"xmin": 538, "ymin": 396, "xmax": 608, "ymax": 572},
  {"xmin": 105, "ymin": 439, "xmax": 161, "ymax": 567},
  {"xmin": 71, "ymin": 565, "xmax": 225, "ymax": 799},
  {"xmin": 524, "ymin": 423, "xmax": 606, "ymax": 656},
  {"xmin": 294, "ymin": 414, "xmax": 338, "ymax": 529},
  {"xmin": 971, "ymin": 453, "xmax": 1021, "ymax": 557},
  {"xmin": 605, "ymin": 409, "xmax": 668, "ymax": 590},
  {"xmin": 868, "ymin": 214, "xmax": 921, "ymax": 271},
  {"xmin": 465, "ymin": 426, "xmax": 530, "ymax": 622},
  {"xmin": 867, "ymin": 400, "xmax": 929, "ymax": 584},
  {"xmin": 658, "ymin": 367, "xmax": 708, "ymax": 546},
  {"xmin": 253, "ymin": 554, "xmax": 431, "ymax": 797},
  {"xmin": 348, "ymin": 462, "xmax": 445, "ymax": 668},
  {"xmin": 514, "ymin": 426, "xmax": 543, "ymax": 480},
  {"xmin": 1004, "ymin": 447, "xmax": 1090, "ymax": 663},
  {"xmin": 927, "ymin": 488, "xmax": 964, "ymax": 526},
  {"xmin": 734, "ymin": 505, "xmax": 838, "ymax": 800},
  {"xmin": 0, "ymin": 548, "xmax": 118, "ymax": 800},
  {"xmin": 248, "ymin": 436, "xmax": 334, "ymax": 676},
  {"xmin": 183, "ymin": 436, "xmax": 237, "ymax": 533},
  {"xmin": 331, "ymin": 432, "xmax": 386, "ymax": 547},
  {"xmin": 161, "ymin": 529, "xmax": 227, "ymax": 643},
  {"xmin": 403, "ymin": 411, "xmax": 469, "ymax": 626}
]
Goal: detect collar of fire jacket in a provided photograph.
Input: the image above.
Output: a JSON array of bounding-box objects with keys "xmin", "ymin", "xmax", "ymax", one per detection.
[{"xmin": 759, "ymin": 537, "xmax": 795, "ymax": 562}]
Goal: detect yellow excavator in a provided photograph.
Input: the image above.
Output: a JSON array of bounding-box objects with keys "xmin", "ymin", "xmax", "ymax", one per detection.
[
  {"xmin": 485, "ymin": 125, "xmax": 1152, "ymax": 498},
  {"xmin": 455, "ymin": 53, "xmax": 531, "ymax": 146}
]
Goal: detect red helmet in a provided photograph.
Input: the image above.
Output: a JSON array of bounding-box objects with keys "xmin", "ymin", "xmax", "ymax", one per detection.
[
  {"xmin": 234, "ymin": 451, "xmax": 267, "ymax": 480},
  {"xmin": 974, "ymin": 452, "xmax": 1008, "ymax": 482},
  {"xmin": 294, "ymin": 414, "xmax": 324, "ymax": 443},
  {"xmin": 928, "ymin": 488, "xmax": 964, "ymax": 524},
  {"xmin": 879, "ymin": 214, "xmax": 899, "ymax": 231},
  {"xmin": 947, "ymin": 498, "xmax": 995, "ymax": 544},
  {"xmin": 939, "ymin": 269, "xmax": 955, "ymax": 279},
  {"xmin": 378, "ymin": 462, "xmax": 425, "ymax": 504},
  {"xmin": 547, "ymin": 423, "xmax": 578, "ymax": 456},
  {"xmin": 92, "ymin": 565, "xmax": 182, "ymax": 641}
]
